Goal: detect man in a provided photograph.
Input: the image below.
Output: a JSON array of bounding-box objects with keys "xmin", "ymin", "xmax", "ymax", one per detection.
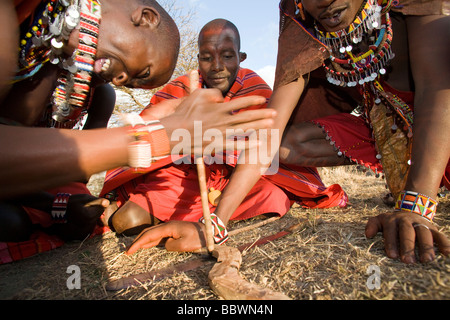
[
  {"xmin": 0, "ymin": 1, "xmax": 276, "ymax": 262},
  {"xmin": 106, "ymin": 19, "xmax": 347, "ymax": 254}
]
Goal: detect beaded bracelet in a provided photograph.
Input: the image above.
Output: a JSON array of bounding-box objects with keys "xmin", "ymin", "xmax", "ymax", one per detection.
[
  {"xmin": 394, "ymin": 190, "xmax": 438, "ymax": 222},
  {"xmin": 51, "ymin": 193, "xmax": 71, "ymax": 224},
  {"xmin": 199, "ymin": 213, "xmax": 229, "ymax": 245},
  {"xmin": 122, "ymin": 113, "xmax": 170, "ymax": 170}
]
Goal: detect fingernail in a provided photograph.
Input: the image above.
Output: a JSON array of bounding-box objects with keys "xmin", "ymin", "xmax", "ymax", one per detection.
[
  {"xmin": 387, "ymin": 250, "xmax": 398, "ymax": 259},
  {"xmin": 402, "ymin": 255, "xmax": 415, "ymax": 264}
]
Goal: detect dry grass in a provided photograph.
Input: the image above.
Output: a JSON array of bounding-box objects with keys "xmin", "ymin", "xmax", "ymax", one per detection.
[{"xmin": 0, "ymin": 166, "xmax": 449, "ymax": 300}]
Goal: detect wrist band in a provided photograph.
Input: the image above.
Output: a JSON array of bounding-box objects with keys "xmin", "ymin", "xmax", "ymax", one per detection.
[
  {"xmin": 199, "ymin": 213, "xmax": 229, "ymax": 245},
  {"xmin": 51, "ymin": 193, "xmax": 71, "ymax": 223},
  {"xmin": 394, "ymin": 190, "xmax": 438, "ymax": 222},
  {"xmin": 122, "ymin": 113, "xmax": 170, "ymax": 170}
]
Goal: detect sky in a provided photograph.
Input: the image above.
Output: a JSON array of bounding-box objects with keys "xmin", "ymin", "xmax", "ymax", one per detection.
[{"xmin": 186, "ymin": 0, "xmax": 280, "ymax": 87}]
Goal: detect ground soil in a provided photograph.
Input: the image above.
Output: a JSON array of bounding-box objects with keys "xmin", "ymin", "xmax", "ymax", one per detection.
[{"xmin": 0, "ymin": 166, "xmax": 449, "ymax": 301}]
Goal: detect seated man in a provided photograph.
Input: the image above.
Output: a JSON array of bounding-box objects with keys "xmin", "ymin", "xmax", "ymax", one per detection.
[
  {"xmin": 0, "ymin": 1, "xmax": 276, "ymax": 264},
  {"xmin": 101, "ymin": 19, "xmax": 348, "ymax": 252}
]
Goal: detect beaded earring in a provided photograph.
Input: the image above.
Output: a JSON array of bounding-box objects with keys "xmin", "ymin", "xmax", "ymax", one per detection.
[{"xmin": 295, "ymin": 1, "xmax": 306, "ymax": 21}]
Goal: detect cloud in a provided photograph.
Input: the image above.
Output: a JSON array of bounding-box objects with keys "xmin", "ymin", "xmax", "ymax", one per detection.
[{"xmin": 256, "ymin": 65, "xmax": 276, "ymax": 89}]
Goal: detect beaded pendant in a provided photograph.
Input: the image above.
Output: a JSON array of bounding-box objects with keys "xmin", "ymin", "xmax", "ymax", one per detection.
[
  {"xmin": 316, "ymin": 0, "xmax": 395, "ymax": 87},
  {"xmin": 52, "ymin": 0, "xmax": 101, "ymax": 123}
]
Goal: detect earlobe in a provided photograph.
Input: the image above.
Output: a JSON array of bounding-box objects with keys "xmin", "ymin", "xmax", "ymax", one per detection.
[{"xmin": 131, "ymin": 7, "xmax": 161, "ymax": 28}]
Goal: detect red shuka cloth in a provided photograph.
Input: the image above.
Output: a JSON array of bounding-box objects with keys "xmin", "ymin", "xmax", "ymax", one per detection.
[{"xmin": 100, "ymin": 68, "xmax": 348, "ymax": 223}]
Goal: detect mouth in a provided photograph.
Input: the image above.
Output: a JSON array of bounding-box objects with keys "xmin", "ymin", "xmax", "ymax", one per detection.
[
  {"xmin": 93, "ymin": 57, "xmax": 112, "ymax": 77},
  {"xmin": 208, "ymin": 76, "xmax": 228, "ymax": 85},
  {"xmin": 319, "ymin": 6, "xmax": 348, "ymax": 30}
]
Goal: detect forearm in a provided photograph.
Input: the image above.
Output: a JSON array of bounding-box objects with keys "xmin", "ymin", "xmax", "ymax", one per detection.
[
  {"xmin": 405, "ymin": 15, "xmax": 450, "ymax": 199},
  {"xmin": 405, "ymin": 89, "xmax": 450, "ymax": 198},
  {"xmin": 214, "ymin": 79, "xmax": 305, "ymax": 225},
  {"xmin": 214, "ymin": 164, "xmax": 263, "ymax": 225},
  {"xmin": 0, "ymin": 126, "xmax": 129, "ymax": 199}
]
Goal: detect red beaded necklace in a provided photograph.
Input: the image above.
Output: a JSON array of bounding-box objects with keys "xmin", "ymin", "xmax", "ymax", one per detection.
[{"xmin": 14, "ymin": 0, "xmax": 101, "ymax": 126}]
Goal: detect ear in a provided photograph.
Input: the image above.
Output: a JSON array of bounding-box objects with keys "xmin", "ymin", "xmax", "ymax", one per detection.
[
  {"xmin": 239, "ymin": 52, "xmax": 247, "ymax": 63},
  {"xmin": 131, "ymin": 7, "xmax": 161, "ymax": 28}
]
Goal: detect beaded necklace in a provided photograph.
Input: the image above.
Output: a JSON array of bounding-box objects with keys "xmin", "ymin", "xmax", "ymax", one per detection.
[
  {"xmin": 316, "ymin": 0, "xmax": 395, "ymax": 87},
  {"xmin": 14, "ymin": 0, "xmax": 101, "ymax": 125},
  {"xmin": 314, "ymin": 0, "xmax": 414, "ymax": 186}
]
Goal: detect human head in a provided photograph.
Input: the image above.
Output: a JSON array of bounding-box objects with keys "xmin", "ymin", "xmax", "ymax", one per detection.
[
  {"xmin": 301, "ymin": 0, "xmax": 365, "ymax": 32},
  {"xmin": 89, "ymin": 0, "xmax": 180, "ymax": 89},
  {"xmin": 197, "ymin": 19, "xmax": 247, "ymax": 96}
]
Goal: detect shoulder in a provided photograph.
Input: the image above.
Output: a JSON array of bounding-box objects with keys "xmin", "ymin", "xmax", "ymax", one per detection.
[
  {"xmin": 151, "ymin": 74, "xmax": 190, "ymax": 102},
  {"xmin": 238, "ymin": 68, "xmax": 271, "ymax": 87}
]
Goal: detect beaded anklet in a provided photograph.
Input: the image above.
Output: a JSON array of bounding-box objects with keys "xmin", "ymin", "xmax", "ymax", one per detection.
[
  {"xmin": 394, "ymin": 191, "xmax": 438, "ymax": 222},
  {"xmin": 199, "ymin": 213, "xmax": 229, "ymax": 245},
  {"xmin": 51, "ymin": 193, "xmax": 71, "ymax": 223}
]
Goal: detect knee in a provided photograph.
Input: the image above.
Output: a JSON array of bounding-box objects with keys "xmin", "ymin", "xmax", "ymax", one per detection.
[
  {"xmin": 0, "ymin": 203, "xmax": 32, "ymax": 242},
  {"xmin": 280, "ymin": 123, "xmax": 323, "ymax": 164},
  {"xmin": 111, "ymin": 201, "xmax": 158, "ymax": 236}
]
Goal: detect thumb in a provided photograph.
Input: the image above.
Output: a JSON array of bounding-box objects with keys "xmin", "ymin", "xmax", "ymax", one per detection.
[{"xmin": 365, "ymin": 215, "xmax": 383, "ymax": 239}]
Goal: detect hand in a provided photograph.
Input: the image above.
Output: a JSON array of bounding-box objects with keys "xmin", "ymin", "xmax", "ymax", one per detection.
[
  {"xmin": 141, "ymin": 98, "xmax": 182, "ymax": 120},
  {"xmin": 126, "ymin": 220, "xmax": 207, "ymax": 254},
  {"xmin": 51, "ymin": 195, "xmax": 109, "ymax": 241},
  {"xmin": 159, "ymin": 88, "xmax": 276, "ymax": 155},
  {"xmin": 365, "ymin": 211, "xmax": 450, "ymax": 263}
]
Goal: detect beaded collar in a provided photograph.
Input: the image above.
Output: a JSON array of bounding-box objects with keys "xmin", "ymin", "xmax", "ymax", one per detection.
[
  {"xmin": 315, "ymin": 0, "xmax": 395, "ymax": 87},
  {"xmin": 14, "ymin": 0, "xmax": 101, "ymax": 125}
]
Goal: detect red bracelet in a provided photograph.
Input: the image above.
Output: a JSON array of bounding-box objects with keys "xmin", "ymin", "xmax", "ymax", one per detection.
[
  {"xmin": 199, "ymin": 213, "xmax": 229, "ymax": 245},
  {"xmin": 51, "ymin": 193, "xmax": 71, "ymax": 224}
]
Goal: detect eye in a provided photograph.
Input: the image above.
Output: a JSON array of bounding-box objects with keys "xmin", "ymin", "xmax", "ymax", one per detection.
[
  {"xmin": 137, "ymin": 68, "xmax": 151, "ymax": 79},
  {"xmin": 199, "ymin": 55, "xmax": 212, "ymax": 62}
]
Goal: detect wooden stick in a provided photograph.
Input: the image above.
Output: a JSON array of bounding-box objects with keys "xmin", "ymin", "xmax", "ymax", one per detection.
[{"xmin": 189, "ymin": 70, "xmax": 215, "ymax": 253}]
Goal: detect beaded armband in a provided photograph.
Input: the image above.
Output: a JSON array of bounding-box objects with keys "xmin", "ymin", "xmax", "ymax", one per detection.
[
  {"xmin": 51, "ymin": 193, "xmax": 71, "ymax": 223},
  {"xmin": 123, "ymin": 114, "xmax": 170, "ymax": 170},
  {"xmin": 199, "ymin": 213, "xmax": 229, "ymax": 245},
  {"xmin": 394, "ymin": 191, "xmax": 438, "ymax": 222}
]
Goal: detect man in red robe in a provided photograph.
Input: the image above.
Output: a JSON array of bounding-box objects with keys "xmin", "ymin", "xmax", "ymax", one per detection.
[{"xmin": 101, "ymin": 19, "xmax": 348, "ymax": 251}]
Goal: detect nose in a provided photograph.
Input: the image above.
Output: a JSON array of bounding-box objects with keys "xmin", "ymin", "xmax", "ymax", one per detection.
[
  {"xmin": 112, "ymin": 71, "xmax": 129, "ymax": 86},
  {"xmin": 211, "ymin": 55, "xmax": 224, "ymax": 72}
]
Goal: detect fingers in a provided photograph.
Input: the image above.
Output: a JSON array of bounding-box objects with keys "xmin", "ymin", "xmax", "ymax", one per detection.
[
  {"xmin": 431, "ymin": 228, "xmax": 450, "ymax": 257},
  {"xmin": 414, "ymin": 223, "xmax": 435, "ymax": 263},
  {"xmin": 382, "ymin": 217, "xmax": 400, "ymax": 260},
  {"xmin": 220, "ymin": 95, "xmax": 269, "ymax": 113},
  {"xmin": 398, "ymin": 220, "xmax": 416, "ymax": 264},
  {"xmin": 126, "ymin": 225, "xmax": 166, "ymax": 255},
  {"xmin": 189, "ymin": 70, "xmax": 199, "ymax": 93},
  {"xmin": 365, "ymin": 215, "xmax": 383, "ymax": 239},
  {"xmin": 84, "ymin": 197, "xmax": 110, "ymax": 208}
]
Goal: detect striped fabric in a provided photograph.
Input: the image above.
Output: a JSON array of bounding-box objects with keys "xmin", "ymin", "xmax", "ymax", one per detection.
[{"xmin": 101, "ymin": 68, "xmax": 348, "ymax": 215}]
